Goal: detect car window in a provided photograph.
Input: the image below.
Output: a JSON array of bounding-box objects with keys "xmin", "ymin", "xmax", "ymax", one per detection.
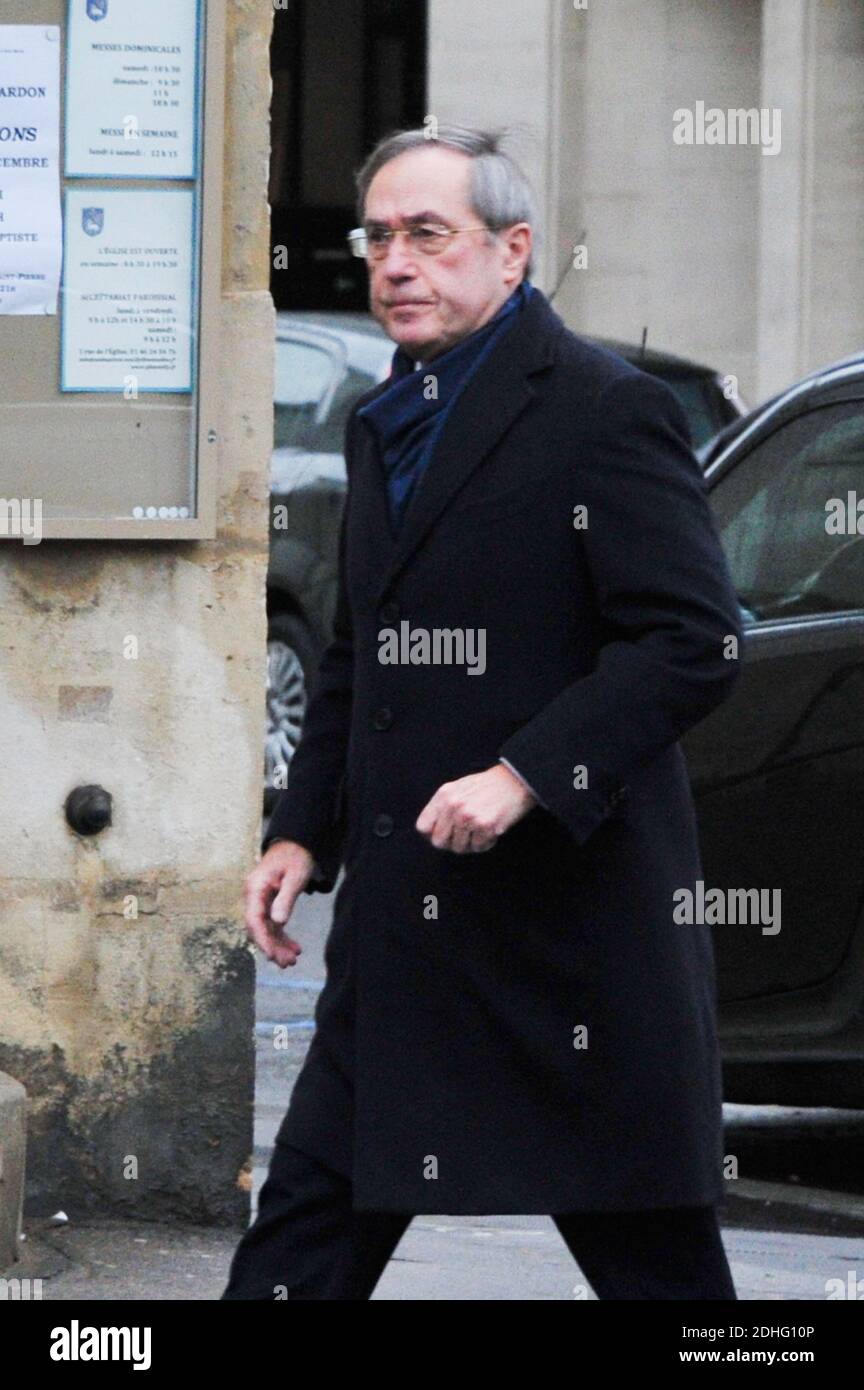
[
  {"xmin": 274, "ymin": 337, "xmax": 377, "ymax": 452},
  {"xmin": 652, "ymin": 371, "xmax": 718, "ymax": 448},
  {"xmin": 316, "ymin": 366, "xmax": 380, "ymax": 451},
  {"xmin": 711, "ymin": 401, "xmax": 864, "ymax": 622}
]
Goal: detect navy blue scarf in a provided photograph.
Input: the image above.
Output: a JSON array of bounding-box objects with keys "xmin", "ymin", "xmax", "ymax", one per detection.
[{"xmin": 358, "ymin": 280, "xmax": 535, "ymax": 530}]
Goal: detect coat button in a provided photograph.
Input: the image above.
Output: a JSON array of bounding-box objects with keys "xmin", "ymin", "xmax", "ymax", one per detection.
[
  {"xmin": 372, "ymin": 706, "xmax": 393, "ymax": 730},
  {"xmin": 379, "ymin": 600, "xmax": 400, "ymax": 624},
  {"xmin": 373, "ymin": 813, "xmax": 394, "ymax": 836}
]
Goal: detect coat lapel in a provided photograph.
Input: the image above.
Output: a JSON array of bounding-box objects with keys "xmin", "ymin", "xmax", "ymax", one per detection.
[{"xmin": 352, "ymin": 289, "xmax": 563, "ymax": 607}]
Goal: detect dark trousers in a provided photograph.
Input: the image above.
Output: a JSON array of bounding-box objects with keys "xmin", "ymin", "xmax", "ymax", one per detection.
[{"xmin": 221, "ymin": 1139, "xmax": 738, "ymax": 1301}]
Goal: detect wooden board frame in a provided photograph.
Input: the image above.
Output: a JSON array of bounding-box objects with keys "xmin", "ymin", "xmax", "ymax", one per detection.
[{"xmin": 0, "ymin": 0, "xmax": 226, "ymax": 539}]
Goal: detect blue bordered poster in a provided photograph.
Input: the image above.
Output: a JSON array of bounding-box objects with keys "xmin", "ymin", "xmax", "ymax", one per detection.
[
  {"xmin": 64, "ymin": 0, "xmax": 201, "ymax": 179},
  {"xmin": 61, "ymin": 187, "xmax": 195, "ymax": 392}
]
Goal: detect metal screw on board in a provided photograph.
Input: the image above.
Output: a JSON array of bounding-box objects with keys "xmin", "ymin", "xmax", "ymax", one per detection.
[{"xmin": 64, "ymin": 785, "xmax": 113, "ymax": 836}]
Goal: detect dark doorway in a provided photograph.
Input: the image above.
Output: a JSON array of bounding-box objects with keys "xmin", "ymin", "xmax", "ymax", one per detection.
[{"xmin": 270, "ymin": 0, "xmax": 428, "ymax": 310}]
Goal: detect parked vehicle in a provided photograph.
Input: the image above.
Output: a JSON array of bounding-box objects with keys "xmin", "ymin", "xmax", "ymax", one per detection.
[
  {"xmin": 266, "ymin": 314, "xmax": 392, "ymax": 806},
  {"xmin": 589, "ymin": 336, "xmax": 746, "ymax": 453},
  {"xmin": 682, "ymin": 350, "xmax": 864, "ymax": 1105}
]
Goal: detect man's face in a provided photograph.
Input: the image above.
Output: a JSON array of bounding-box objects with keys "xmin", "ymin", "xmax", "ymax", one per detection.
[{"xmin": 363, "ymin": 146, "xmax": 531, "ymax": 361}]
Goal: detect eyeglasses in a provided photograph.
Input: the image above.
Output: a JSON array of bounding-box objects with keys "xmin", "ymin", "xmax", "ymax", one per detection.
[{"xmin": 347, "ymin": 223, "xmax": 493, "ymax": 260}]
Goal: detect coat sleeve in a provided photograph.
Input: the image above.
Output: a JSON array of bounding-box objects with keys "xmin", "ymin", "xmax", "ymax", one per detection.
[
  {"xmin": 497, "ymin": 369, "xmax": 744, "ymax": 848},
  {"xmin": 260, "ymin": 425, "xmax": 357, "ymax": 893}
]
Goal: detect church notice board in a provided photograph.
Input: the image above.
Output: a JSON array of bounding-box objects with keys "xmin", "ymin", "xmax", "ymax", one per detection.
[{"xmin": 0, "ymin": 0, "xmax": 225, "ymax": 539}]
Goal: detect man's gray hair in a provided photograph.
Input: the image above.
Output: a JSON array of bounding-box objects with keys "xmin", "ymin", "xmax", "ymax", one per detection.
[{"xmin": 355, "ymin": 124, "xmax": 539, "ymax": 278}]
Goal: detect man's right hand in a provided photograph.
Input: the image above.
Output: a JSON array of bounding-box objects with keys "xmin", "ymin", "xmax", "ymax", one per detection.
[{"xmin": 243, "ymin": 840, "xmax": 314, "ymax": 968}]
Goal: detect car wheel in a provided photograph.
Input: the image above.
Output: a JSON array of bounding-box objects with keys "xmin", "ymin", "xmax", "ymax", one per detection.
[{"xmin": 264, "ymin": 611, "xmax": 318, "ymax": 810}]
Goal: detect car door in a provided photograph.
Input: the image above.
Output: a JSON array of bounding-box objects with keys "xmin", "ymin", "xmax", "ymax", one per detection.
[{"xmin": 682, "ymin": 386, "xmax": 864, "ymax": 1030}]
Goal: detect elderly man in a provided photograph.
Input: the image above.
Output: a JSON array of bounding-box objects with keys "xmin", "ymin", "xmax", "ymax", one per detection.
[{"xmin": 222, "ymin": 126, "xmax": 742, "ymax": 1301}]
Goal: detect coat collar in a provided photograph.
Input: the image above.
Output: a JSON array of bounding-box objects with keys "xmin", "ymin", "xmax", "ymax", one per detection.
[{"xmin": 353, "ymin": 287, "xmax": 565, "ymax": 607}]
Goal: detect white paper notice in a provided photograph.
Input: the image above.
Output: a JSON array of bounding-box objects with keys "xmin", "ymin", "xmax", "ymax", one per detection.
[
  {"xmin": 0, "ymin": 26, "xmax": 62, "ymax": 315},
  {"xmin": 66, "ymin": 0, "xmax": 200, "ymax": 179},
  {"xmin": 62, "ymin": 187, "xmax": 195, "ymax": 392}
]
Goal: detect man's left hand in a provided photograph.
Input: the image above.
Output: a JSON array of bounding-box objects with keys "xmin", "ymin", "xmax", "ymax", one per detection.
[{"xmin": 415, "ymin": 763, "xmax": 538, "ymax": 853}]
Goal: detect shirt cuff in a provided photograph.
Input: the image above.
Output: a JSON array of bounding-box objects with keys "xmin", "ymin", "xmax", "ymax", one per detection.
[{"xmin": 498, "ymin": 757, "xmax": 546, "ymax": 809}]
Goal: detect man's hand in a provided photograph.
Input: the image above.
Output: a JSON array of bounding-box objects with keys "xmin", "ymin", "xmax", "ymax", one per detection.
[
  {"xmin": 415, "ymin": 763, "xmax": 538, "ymax": 853},
  {"xmin": 243, "ymin": 840, "xmax": 314, "ymax": 968}
]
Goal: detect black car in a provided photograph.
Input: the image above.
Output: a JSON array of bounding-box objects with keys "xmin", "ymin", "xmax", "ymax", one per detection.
[
  {"xmin": 682, "ymin": 350, "xmax": 864, "ymax": 1106},
  {"xmin": 588, "ymin": 336, "xmax": 745, "ymax": 453}
]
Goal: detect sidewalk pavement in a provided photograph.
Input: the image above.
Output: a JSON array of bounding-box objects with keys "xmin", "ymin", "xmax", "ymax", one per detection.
[{"xmin": 6, "ymin": 1197, "xmax": 864, "ymax": 1300}]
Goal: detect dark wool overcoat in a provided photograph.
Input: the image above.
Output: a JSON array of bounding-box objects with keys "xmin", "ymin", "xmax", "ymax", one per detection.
[{"xmin": 263, "ymin": 287, "xmax": 744, "ymax": 1214}]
